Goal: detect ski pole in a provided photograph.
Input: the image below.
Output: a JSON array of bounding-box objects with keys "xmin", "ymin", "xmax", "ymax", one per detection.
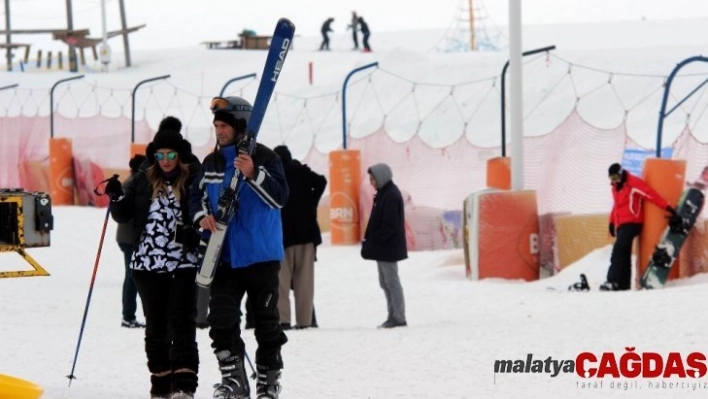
[
  {"xmin": 67, "ymin": 203, "xmax": 112, "ymax": 385},
  {"xmin": 245, "ymin": 350, "xmax": 256, "ymax": 380}
]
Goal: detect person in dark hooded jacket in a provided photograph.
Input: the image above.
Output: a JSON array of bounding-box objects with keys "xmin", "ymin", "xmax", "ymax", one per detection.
[
  {"xmin": 361, "ymin": 163, "xmax": 407, "ymax": 328},
  {"xmin": 106, "ymin": 125, "xmax": 203, "ymax": 399},
  {"xmin": 273, "ymin": 145, "xmax": 327, "ymax": 330}
]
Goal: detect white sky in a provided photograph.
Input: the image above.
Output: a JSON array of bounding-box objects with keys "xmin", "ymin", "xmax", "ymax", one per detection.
[{"xmin": 3, "ymin": 0, "xmax": 708, "ymax": 51}]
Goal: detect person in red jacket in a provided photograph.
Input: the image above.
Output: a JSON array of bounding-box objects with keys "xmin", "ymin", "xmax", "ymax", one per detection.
[{"xmin": 602, "ymin": 163, "xmax": 677, "ymax": 291}]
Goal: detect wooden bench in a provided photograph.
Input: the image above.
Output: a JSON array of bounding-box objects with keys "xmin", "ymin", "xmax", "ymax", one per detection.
[{"xmin": 201, "ymin": 40, "xmax": 241, "ymax": 49}]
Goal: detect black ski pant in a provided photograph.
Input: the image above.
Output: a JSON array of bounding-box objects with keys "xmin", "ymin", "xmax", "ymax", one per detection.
[
  {"xmin": 607, "ymin": 223, "xmax": 642, "ymax": 290},
  {"xmin": 208, "ymin": 260, "xmax": 287, "ymax": 369},
  {"xmin": 320, "ymin": 32, "xmax": 330, "ymax": 50},
  {"xmin": 363, "ymin": 33, "xmax": 371, "ymax": 51},
  {"xmin": 132, "ymin": 268, "xmax": 199, "ymax": 374}
]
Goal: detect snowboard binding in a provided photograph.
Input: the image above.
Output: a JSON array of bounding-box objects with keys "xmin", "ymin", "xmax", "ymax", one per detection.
[
  {"xmin": 652, "ymin": 244, "xmax": 674, "ymax": 269},
  {"xmin": 568, "ymin": 273, "xmax": 590, "ymax": 291}
]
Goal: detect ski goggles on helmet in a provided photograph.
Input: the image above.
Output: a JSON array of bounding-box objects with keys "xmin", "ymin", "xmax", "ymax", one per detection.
[
  {"xmin": 210, "ymin": 97, "xmax": 251, "ymax": 113},
  {"xmin": 155, "ymin": 151, "xmax": 178, "ymax": 161}
]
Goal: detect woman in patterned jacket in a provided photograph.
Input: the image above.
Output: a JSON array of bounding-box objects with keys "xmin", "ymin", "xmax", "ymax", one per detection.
[{"xmin": 109, "ymin": 126, "xmax": 203, "ymax": 399}]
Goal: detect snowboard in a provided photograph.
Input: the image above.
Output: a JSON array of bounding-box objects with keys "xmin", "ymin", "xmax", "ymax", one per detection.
[{"xmin": 639, "ymin": 187, "xmax": 705, "ymax": 289}]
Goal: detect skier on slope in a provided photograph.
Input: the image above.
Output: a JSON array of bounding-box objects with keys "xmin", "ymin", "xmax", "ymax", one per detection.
[
  {"xmin": 188, "ymin": 96, "xmax": 288, "ymax": 399},
  {"xmin": 602, "ymin": 163, "xmax": 678, "ymax": 291}
]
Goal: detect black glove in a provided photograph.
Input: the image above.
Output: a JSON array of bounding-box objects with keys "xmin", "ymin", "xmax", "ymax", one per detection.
[
  {"xmin": 608, "ymin": 223, "xmax": 615, "ymax": 237},
  {"xmin": 665, "ymin": 205, "xmax": 677, "ymax": 216},
  {"xmin": 104, "ymin": 175, "xmax": 124, "ymax": 201}
]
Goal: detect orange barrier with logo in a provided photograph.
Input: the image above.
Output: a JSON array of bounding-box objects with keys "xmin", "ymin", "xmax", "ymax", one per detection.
[
  {"xmin": 638, "ymin": 158, "xmax": 685, "ymax": 284},
  {"xmin": 466, "ymin": 189, "xmax": 540, "ymax": 280},
  {"xmin": 49, "ymin": 138, "xmax": 74, "ymax": 205},
  {"xmin": 131, "ymin": 143, "xmax": 148, "ymax": 157},
  {"xmin": 486, "ymin": 156, "xmax": 511, "ymax": 190},
  {"xmin": 328, "ymin": 150, "xmax": 361, "ymax": 245}
]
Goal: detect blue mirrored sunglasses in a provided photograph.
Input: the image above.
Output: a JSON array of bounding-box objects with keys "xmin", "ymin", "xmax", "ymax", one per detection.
[{"xmin": 155, "ymin": 151, "xmax": 178, "ymax": 161}]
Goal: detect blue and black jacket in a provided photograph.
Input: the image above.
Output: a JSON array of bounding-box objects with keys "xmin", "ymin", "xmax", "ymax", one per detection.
[{"xmin": 189, "ymin": 144, "xmax": 288, "ymax": 268}]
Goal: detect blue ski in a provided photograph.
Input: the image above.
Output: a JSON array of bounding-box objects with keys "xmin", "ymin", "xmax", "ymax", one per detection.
[{"xmin": 196, "ymin": 18, "xmax": 295, "ymax": 288}]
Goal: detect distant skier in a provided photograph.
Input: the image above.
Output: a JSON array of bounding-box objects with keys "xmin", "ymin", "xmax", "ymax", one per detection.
[
  {"xmin": 602, "ymin": 163, "xmax": 677, "ymax": 291},
  {"xmin": 347, "ymin": 11, "xmax": 359, "ymax": 50},
  {"xmin": 320, "ymin": 17, "xmax": 334, "ymax": 51},
  {"xmin": 358, "ymin": 16, "xmax": 371, "ymax": 52}
]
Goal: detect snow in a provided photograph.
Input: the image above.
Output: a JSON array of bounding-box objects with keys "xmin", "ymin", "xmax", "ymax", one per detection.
[
  {"xmin": 4, "ymin": 2, "xmax": 708, "ymax": 398},
  {"xmin": 3, "ymin": 207, "xmax": 708, "ymax": 399}
]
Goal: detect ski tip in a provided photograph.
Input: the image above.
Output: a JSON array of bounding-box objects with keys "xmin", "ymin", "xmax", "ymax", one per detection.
[{"xmin": 277, "ymin": 18, "xmax": 296, "ymax": 30}]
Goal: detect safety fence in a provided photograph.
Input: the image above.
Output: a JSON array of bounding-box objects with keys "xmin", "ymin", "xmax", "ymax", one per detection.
[{"xmin": 2, "ymin": 52, "xmax": 708, "ymax": 260}]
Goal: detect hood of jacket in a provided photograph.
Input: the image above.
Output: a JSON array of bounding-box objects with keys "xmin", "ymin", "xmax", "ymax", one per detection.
[{"xmin": 368, "ymin": 163, "xmax": 393, "ymax": 189}]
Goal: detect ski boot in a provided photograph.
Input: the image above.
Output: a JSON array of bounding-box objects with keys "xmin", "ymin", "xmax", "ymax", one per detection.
[
  {"xmin": 213, "ymin": 350, "xmax": 250, "ymax": 399},
  {"xmin": 568, "ymin": 273, "xmax": 590, "ymax": 291},
  {"xmin": 255, "ymin": 365, "xmax": 282, "ymax": 399}
]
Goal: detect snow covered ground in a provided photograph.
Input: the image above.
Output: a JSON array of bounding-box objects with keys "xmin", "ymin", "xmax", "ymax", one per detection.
[{"xmin": 3, "ymin": 207, "xmax": 708, "ymax": 398}]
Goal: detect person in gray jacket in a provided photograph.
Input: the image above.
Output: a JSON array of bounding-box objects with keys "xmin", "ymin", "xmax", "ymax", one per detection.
[
  {"xmin": 361, "ymin": 163, "xmax": 407, "ymax": 328},
  {"xmin": 116, "ymin": 154, "xmax": 147, "ymax": 328}
]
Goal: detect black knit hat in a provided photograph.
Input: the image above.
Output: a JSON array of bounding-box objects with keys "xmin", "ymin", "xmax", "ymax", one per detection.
[
  {"xmin": 213, "ymin": 111, "xmax": 238, "ymax": 130},
  {"xmin": 608, "ymin": 163, "xmax": 623, "ymax": 176},
  {"xmin": 146, "ymin": 129, "xmax": 192, "ymax": 164},
  {"xmin": 158, "ymin": 116, "xmax": 182, "ymax": 132}
]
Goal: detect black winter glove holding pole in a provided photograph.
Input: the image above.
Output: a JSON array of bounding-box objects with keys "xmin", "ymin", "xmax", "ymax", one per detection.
[{"xmin": 103, "ymin": 175, "xmax": 124, "ymax": 202}]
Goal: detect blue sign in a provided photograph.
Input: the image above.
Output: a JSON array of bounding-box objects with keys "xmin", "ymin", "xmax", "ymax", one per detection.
[{"xmin": 621, "ymin": 148, "xmax": 673, "ymax": 177}]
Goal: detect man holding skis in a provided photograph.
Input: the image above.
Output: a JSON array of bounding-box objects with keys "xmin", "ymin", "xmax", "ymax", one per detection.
[{"xmin": 189, "ymin": 96, "xmax": 289, "ymax": 399}]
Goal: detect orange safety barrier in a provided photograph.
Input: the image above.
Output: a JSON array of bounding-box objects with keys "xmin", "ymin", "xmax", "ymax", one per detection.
[
  {"xmin": 486, "ymin": 156, "xmax": 511, "ymax": 190},
  {"xmin": 49, "ymin": 137, "xmax": 74, "ymax": 205},
  {"xmin": 131, "ymin": 143, "xmax": 148, "ymax": 157},
  {"xmin": 465, "ymin": 189, "xmax": 540, "ymax": 280},
  {"xmin": 638, "ymin": 158, "xmax": 685, "ymax": 284},
  {"xmin": 328, "ymin": 149, "xmax": 361, "ymax": 245}
]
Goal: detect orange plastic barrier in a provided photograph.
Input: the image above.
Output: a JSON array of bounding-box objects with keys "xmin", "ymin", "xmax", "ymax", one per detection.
[
  {"xmin": 131, "ymin": 143, "xmax": 148, "ymax": 157},
  {"xmin": 49, "ymin": 137, "xmax": 74, "ymax": 205},
  {"xmin": 328, "ymin": 149, "xmax": 361, "ymax": 245},
  {"xmin": 638, "ymin": 158, "xmax": 685, "ymax": 284},
  {"xmin": 486, "ymin": 156, "xmax": 511, "ymax": 190},
  {"xmin": 466, "ymin": 189, "xmax": 540, "ymax": 280}
]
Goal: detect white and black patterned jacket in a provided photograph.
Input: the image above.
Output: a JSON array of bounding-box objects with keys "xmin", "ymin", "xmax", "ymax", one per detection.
[{"xmin": 111, "ymin": 156, "xmax": 203, "ymax": 273}]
